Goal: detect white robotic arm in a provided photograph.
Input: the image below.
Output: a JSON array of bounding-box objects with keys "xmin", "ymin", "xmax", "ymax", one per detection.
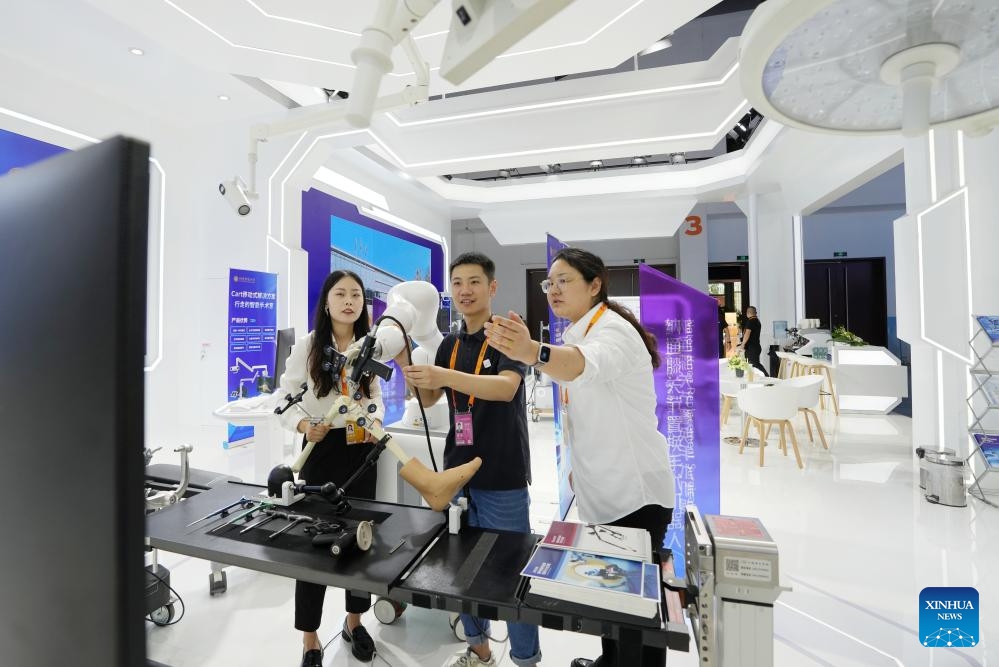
[{"xmin": 371, "ymin": 280, "xmax": 444, "ymax": 365}]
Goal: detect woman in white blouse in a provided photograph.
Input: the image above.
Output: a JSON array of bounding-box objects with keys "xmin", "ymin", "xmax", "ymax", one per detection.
[
  {"xmin": 484, "ymin": 247, "xmax": 675, "ymax": 667},
  {"xmin": 277, "ymin": 270, "xmax": 383, "ymax": 666}
]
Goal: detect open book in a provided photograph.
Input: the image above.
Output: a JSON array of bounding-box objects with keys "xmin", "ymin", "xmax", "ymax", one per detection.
[
  {"xmin": 539, "ymin": 520, "xmax": 653, "ymax": 562},
  {"xmin": 521, "ymin": 546, "xmax": 660, "ymax": 618}
]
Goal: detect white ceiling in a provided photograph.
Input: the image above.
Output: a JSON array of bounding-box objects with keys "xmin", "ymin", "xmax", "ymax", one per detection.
[
  {"xmin": 84, "ymin": 0, "xmax": 721, "ymax": 95},
  {"xmin": 0, "ymin": 0, "xmax": 281, "ymax": 129}
]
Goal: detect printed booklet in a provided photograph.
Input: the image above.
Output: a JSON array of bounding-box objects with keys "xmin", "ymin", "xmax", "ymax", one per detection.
[
  {"xmin": 539, "ymin": 520, "xmax": 653, "ymax": 562},
  {"xmin": 522, "ymin": 546, "xmax": 660, "ymax": 618}
]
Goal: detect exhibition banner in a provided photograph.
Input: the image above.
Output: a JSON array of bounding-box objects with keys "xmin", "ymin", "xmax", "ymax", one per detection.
[
  {"xmin": 547, "ymin": 234, "xmax": 573, "ymax": 519},
  {"xmin": 226, "ymin": 268, "xmax": 278, "ymax": 448},
  {"xmin": 639, "ymin": 264, "xmax": 720, "ymax": 578}
]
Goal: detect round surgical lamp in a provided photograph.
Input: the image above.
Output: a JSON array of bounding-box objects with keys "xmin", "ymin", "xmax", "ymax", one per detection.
[{"xmin": 740, "ymin": 0, "xmax": 999, "ymax": 137}]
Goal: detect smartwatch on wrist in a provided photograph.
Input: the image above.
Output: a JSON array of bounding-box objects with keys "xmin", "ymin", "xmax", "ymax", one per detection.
[{"xmin": 535, "ymin": 342, "xmax": 552, "ymax": 367}]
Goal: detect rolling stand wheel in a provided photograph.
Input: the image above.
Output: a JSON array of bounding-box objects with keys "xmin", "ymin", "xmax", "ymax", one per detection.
[
  {"xmin": 373, "ymin": 597, "xmax": 407, "ymax": 624},
  {"xmin": 208, "ymin": 570, "xmax": 227, "ymax": 596},
  {"xmin": 149, "ymin": 603, "xmax": 176, "ymax": 626},
  {"xmin": 449, "ymin": 612, "xmax": 466, "ymax": 641}
]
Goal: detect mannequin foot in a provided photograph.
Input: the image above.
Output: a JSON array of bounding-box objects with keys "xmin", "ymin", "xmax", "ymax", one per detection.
[{"xmin": 399, "ymin": 457, "xmax": 482, "ymax": 511}]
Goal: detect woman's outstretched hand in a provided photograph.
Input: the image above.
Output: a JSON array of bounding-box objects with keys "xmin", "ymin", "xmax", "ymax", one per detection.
[{"xmin": 484, "ymin": 311, "xmax": 537, "ymax": 365}]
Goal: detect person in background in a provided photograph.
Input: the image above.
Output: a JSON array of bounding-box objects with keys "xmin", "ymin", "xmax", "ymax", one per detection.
[
  {"xmin": 739, "ymin": 305, "xmax": 768, "ymax": 376},
  {"xmin": 399, "ymin": 252, "xmax": 540, "ymax": 667},
  {"xmin": 483, "ymin": 247, "xmax": 675, "ymax": 667},
  {"xmin": 277, "ymin": 270, "xmax": 383, "ymax": 666}
]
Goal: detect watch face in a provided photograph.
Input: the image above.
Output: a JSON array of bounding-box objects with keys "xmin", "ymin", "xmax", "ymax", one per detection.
[{"xmin": 539, "ymin": 345, "xmax": 551, "ymax": 363}]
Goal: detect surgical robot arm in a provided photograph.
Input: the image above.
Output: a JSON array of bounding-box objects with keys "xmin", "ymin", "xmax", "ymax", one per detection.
[{"xmin": 364, "ymin": 279, "xmax": 444, "ymax": 367}]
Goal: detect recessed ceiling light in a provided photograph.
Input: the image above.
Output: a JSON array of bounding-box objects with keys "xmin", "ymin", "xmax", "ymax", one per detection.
[
  {"xmin": 129, "ymin": 47, "xmax": 145, "ymax": 56},
  {"xmin": 218, "ymin": 95, "xmax": 230, "ymax": 101}
]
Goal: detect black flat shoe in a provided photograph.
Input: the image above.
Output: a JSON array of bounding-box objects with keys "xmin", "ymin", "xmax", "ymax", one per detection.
[
  {"xmin": 301, "ymin": 648, "xmax": 323, "ymax": 667},
  {"xmin": 570, "ymin": 659, "xmax": 596, "ymax": 667},
  {"xmin": 342, "ymin": 621, "xmax": 375, "ymax": 662}
]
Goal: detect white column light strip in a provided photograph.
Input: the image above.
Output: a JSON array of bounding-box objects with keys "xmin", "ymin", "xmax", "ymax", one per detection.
[
  {"xmin": 359, "ymin": 205, "xmax": 443, "ymax": 242},
  {"xmin": 372, "ymin": 101, "xmax": 749, "ymax": 168},
  {"xmin": 0, "ymin": 107, "xmax": 167, "ymax": 373},
  {"xmin": 386, "ymin": 63, "xmax": 739, "ymax": 127},
  {"xmin": 313, "ymin": 165, "xmax": 389, "ymax": 210},
  {"xmin": 267, "ymin": 131, "xmax": 308, "ymax": 238},
  {"xmin": 915, "ymin": 187, "xmax": 973, "ymax": 365}
]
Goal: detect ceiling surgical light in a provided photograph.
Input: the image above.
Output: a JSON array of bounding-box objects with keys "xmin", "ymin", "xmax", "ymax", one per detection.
[{"xmin": 740, "ymin": 0, "xmax": 999, "ymax": 137}]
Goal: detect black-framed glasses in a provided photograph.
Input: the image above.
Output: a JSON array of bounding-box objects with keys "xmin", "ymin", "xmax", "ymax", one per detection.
[{"xmin": 540, "ymin": 277, "xmax": 575, "ymax": 294}]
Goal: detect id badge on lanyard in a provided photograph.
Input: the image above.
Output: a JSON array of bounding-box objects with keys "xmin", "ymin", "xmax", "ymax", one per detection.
[
  {"xmin": 449, "ymin": 336, "xmax": 489, "ymax": 448},
  {"xmin": 454, "ymin": 411, "xmax": 474, "ymax": 446},
  {"xmin": 345, "ymin": 420, "xmax": 367, "ymax": 445}
]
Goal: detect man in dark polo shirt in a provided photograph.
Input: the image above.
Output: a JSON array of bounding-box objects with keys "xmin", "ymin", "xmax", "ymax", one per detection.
[
  {"xmin": 739, "ymin": 305, "xmax": 768, "ymax": 376},
  {"xmin": 400, "ymin": 252, "xmax": 539, "ymax": 667}
]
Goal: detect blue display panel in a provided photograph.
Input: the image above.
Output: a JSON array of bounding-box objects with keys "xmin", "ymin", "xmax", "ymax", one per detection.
[
  {"xmin": 301, "ymin": 188, "xmax": 444, "ymax": 425},
  {"xmin": 0, "ymin": 128, "xmax": 66, "ymax": 176}
]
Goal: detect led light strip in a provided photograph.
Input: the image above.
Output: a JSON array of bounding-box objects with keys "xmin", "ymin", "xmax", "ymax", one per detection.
[
  {"xmin": 374, "ymin": 100, "xmax": 748, "ymax": 168},
  {"xmin": 0, "ymin": 107, "xmax": 167, "ymax": 372},
  {"xmin": 387, "ymin": 63, "xmax": 739, "ymax": 127},
  {"xmin": 915, "ymin": 187, "xmax": 973, "ymax": 365},
  {"xmin": 167, "ymin": 0, "xmax": 651, "ymax": 78},
  {"xmin": 777, "ymin": 602, "xmax": 905, "ymax": 667}
]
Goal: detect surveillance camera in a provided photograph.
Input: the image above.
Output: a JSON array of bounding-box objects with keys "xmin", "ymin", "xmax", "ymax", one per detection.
[{"xmin": 219, "ymin": 177, "xmax": 253, "ymax": 216}]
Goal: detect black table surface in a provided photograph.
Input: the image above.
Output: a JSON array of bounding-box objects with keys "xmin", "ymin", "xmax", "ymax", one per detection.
[{"xmin": 146, "ymin": 482, "xmax": 445, "ymax": 597}]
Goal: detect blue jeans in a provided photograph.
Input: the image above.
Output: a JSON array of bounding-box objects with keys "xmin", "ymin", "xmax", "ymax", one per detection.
[{"xmin": 458, "ymin": 487, "xmax": 541, "ymax": 667}]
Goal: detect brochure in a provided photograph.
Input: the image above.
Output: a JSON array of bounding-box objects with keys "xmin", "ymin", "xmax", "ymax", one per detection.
[
  {"xmin": 539, "ymin": 520, "xmax": 652, "ymax": 562},
  {"xmin": 977, "ymin": 315, "xmax": 999, "ymax": 344},
  {"xmin": 973, "ymin": 433, "xmax": 999, "ymax": 468}
]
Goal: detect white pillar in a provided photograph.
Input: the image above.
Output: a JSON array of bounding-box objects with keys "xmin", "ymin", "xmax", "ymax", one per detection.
[
  {"xmin": 895, "ymin": 128, "xmax": 999, "ymax": 456},
  {"xmin": 678, "ymin": 211, "xmax": 708, "ymax": 292},
  {"xmin": 739, "ymin": 192, "xmax": 799, "ymax": 350}
]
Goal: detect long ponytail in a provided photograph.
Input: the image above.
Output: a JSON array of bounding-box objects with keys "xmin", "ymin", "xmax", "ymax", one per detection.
[{"xmin": 552, "ymin": 247, "xmax": 660, "ymax": 369}]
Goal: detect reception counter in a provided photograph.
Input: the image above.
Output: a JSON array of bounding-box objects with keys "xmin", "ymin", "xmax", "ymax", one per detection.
[
  {"xmin": 783, "ymin": 346, "xmax": 908, "ymax": 414},
  {"xmin": 830, "ymin": 345, "xmax": 908, "ymax": 414}
]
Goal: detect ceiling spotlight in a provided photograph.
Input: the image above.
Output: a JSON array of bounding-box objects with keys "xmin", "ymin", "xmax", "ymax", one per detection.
[
  {"xmin": 550, "ymin": 163, "xmax": 562, "ymax": 173},
  {"xmin": 539, "ymin": 164, "xmax": 552, "ymax": 173},
  {"xmin": 631, "ymin": 156, "xmax": 648, "ymax": 166},
  {"xmin": 670, "ymin": 153, "xmax": 686, "ymax": 165},
  {"xmin": 589, "ymin": 160, "xmax": 603, "ymax": 170},
  {"xmin": 218, "ymin": 95, "xmax": 230, "ymax": 102},
  {"xmin": 128, "ymin": 47, "xmax": 144, "ymax": 56},
  {"xmin": 639, "ymin": 35, "xmax": 672, "ymax": 56},
  {"xmin": 498, "ymin": 169, "xmax": 511, "ymax": 179}
]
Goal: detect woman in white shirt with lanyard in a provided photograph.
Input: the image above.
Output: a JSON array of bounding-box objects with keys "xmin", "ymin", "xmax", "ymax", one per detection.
[
  {"xmin": 277, "ymin": 270, "xmax": 384, "ymax": 666},
  {"xmin": 484, "ymin": 247, "xmax": 676, "ymax": 667}
]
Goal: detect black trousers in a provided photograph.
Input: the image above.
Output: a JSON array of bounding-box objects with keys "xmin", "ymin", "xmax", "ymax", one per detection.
[
  {"xmin": 596, "ymin": 504, "xmax": 673, "ymax": 667},
  {"xmin": 294, "ymin": 430, "xmax": 377, "ymax": 632},
  {"xmin": 746, "ymin": 347, "xmax": 769, "ymax": 376}
]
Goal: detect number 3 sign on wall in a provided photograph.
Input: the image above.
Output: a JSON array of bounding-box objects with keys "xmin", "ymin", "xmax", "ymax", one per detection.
[{"xmin": 684, "ymin": 215, "xmax": 703, "ymax": 236}]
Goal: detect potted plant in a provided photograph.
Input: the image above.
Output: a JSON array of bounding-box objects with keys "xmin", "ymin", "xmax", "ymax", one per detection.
[
  {"xmin": 831, "ymin": 325, "xmax": 866, "ymax": 346},
  {"xmin": 728, "ymin": 355, "xmax": 751, "ymax": 378}
]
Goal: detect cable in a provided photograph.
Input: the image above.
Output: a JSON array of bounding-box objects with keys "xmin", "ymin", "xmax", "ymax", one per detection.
[
  {"xmin": 374, "ymin": 314, "xmax": 438, "ymax": 472},
  {"xmin": 322, "ymin": 630, "xmax": 342, "ymax": 653},
  {"xmin": 144, "ymin": 566, "xmax": 186, "ymax": 626}
]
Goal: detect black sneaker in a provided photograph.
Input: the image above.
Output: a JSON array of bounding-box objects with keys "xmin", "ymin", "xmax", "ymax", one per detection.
[{"xmin": 342, "ymin": 620, "xmax": 375, "ymax": 662}]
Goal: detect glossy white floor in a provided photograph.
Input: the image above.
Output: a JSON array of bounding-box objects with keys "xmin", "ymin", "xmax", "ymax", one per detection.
[{"xmin": 146, "ymin": 402, "xmax": 997, "ymax": 667}]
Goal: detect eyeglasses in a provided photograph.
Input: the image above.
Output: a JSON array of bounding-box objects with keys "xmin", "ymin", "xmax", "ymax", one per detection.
[{"xmin": 540, "ymin": 277, "xmax": 576, "ymax": 294}]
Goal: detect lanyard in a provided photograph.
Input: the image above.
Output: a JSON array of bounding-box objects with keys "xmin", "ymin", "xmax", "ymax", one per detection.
[
  {"xmin": 560, "ymin": 303, "xmax": 608, "ymax": 406},
  {"xmin": 448, "ymin": 336, "xmax": 490, "ymax": 410},
  {"xmin": 339, "ymin": 368, "xmax": 348, "ymax": 396}
]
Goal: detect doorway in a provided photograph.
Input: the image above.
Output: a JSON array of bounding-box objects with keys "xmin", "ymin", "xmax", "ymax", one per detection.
[{"xmin": 804, "ymin": 257, "xmax": 888, "ymax": 346}]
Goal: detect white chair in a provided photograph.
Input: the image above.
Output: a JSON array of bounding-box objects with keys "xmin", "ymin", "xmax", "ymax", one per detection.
[
  {"xmin": 782, "ymin": 375, "xmax": 829, "ymax": 450},
  {"xmin": 720, "ymin": 377, "xmax": 741, "ymax": 426},
  {"xmin": 736, "ymin": 385, "xmax": 803, "ymax": 468}
]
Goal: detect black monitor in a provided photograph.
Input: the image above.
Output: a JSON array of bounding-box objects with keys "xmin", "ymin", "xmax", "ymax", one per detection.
[
  {"xmin": 274, "ymin": 327, "xmax": 297, "ymax": 386},
  {"xmin": 0, "ymin": 137, "xmax": 149, "ymax": 666}
]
